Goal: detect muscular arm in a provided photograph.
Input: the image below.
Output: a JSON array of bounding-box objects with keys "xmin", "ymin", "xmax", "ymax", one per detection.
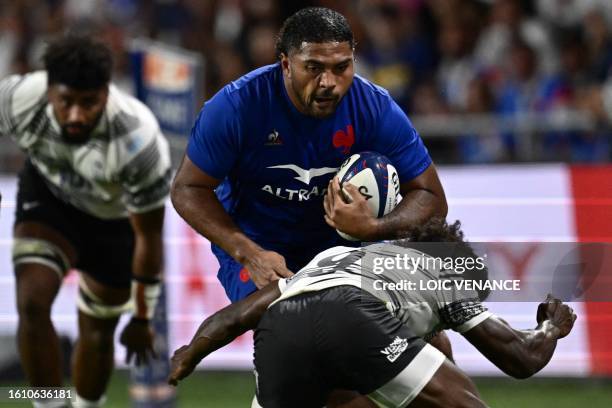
[
  {"xmin": 463, "ymin": 298, "xmax": 576, "ymax": 379},
  {"xmin": 375, "ymin": 163, "xmax": 447, "ymax": 240},
  {"xmin": 168, "ymin": 283, "xmax": 281, "ymax": 385},
  {"xmin": 171, "ymin": 156, "xmax": 292, "ymax": 287},
  {"xmin": 171, "ymin": 155, "xmax": 258, "ymax": 265},
  {"xmin": 325, "ymin": 163, "xmax": 447, "ymax": 241},
  {"xmin": 129, "ymin": 206, "xmax": 165, "ymax": 281}
]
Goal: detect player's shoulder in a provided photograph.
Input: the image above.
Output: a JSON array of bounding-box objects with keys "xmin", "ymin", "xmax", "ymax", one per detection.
[
  {"xmin": 1, "ymin": 71, "xmax": 48, "ymax": 115},
  {"xmin": 350, "ymin": 74, "xmax": 393, "ymax": 103},
  {"xmin": 105, "ymin": 85, "xmax": 168, "ymax": 161},
  {"xmin": 106, "ymin": 84, "xmax": 162, "ymax": 139},
  {"xmin": 220, "ymin": 63, "xmax": 280, "ymax": 108},
  {"xmin": 346, "ymin": 73, "xmax": 396, "ymax": 120}
]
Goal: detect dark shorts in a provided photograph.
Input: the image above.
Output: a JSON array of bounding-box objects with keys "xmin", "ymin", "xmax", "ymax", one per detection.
[
  {"xmin": 14, "ymin": 161, "xmax": 135, "ymax": 288},
  {"xmin": 253, "ymin": 285, "xmax": 427, "ymax": 408}
]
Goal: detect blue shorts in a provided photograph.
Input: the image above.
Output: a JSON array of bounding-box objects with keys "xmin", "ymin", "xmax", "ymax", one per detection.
[
  {"xmin": 212, "ymin": 240, "xmax": 356, "ymax": 302},
  {"xmin": 216, "ymin": 255, "xmax": 258, "ymax": 303}
]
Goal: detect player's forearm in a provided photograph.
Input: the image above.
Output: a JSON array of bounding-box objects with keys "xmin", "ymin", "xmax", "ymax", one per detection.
[
  {"xmin": 170, "ymin": 183, "xmax": 261, "ymax": 263},
  {"xmin": 187, "ymin": 283, "xmax": 280, "ymax": 361},
  {"xmin": 130, "ymin": 207, "xmax": 165, "ymax": 280},
  {"xmin": 464, "ymin": 316, "xmax": 560, "ymax": 379},
  {"xmin": 371, "ymin": 188, "xmax": 447, "ymax": 240},
  {"xmin": 132, "ymin": 233, "xmax": 163, "ymax": 279}
]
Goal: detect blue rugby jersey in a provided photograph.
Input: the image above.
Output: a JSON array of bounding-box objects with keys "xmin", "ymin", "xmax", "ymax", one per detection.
[{"xmin": 187, "ymin": 63, "xmax": 431, "ymax": 294}]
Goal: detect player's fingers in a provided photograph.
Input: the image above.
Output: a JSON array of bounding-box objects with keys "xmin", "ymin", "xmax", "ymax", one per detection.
[
  {"xmin": 323, "ymin": 192, "xmax": 332, "ymax": 215},
  {"xmin": 343, "ymin": 183, "xmax": 360, "ymax": 202},
  {"xmin": 327, "ymin": 180, "xmax": 335, "ymax": 207},
  {"xmin": 324, "ymin": 214, "xmax": 337, "ymax": 228},
  {"xmin": 341, "ymin": 185, "xmax": 355, "ymax": 204}
]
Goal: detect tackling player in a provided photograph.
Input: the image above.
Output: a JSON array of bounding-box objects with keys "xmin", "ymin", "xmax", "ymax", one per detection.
[
  {"xmin": 168, "ymin": 219, "xmax": 576, "ymax": 408},
  {"xmin": 0, "ymin": 35, "xmax": 171, "ymax": 407}
]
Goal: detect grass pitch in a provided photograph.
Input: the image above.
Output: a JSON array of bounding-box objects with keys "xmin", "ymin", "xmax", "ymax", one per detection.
[{"xmin": 2, "ymin": 371, "xmax": 611, "ymax": 407}]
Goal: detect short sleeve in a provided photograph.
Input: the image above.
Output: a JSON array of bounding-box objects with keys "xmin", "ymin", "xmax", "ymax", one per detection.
[
  {"xmin": 186, "ymin": 88, "xmax": 242, "ymax": 180},
  {"xmin": 121, "ymin": 130, "xmax": 172, "ymax": 214},
  {"xmin": 370, "ymin": 98, "xmax": 432, "ymax": 182},
  {"xmin": 436, "ymin": 278, "xmax": 491, "ymax": 332},
  {"xmin": 0, "ymin": 72, "xmax": 46, "ymax": 137}
]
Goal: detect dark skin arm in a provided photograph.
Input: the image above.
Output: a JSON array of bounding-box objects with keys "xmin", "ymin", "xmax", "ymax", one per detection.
[
  {"xmin": 119, "ymin": 206, "xmax": 165, "ymax": 366},
  {"xmin": 463, "ymin": 295, "xmax": 577, "ymax": 379},
  {"xmin": 168, "ymin": 282, "xmax": 281, "ymax": 385},
  {"xmin": 324, "ymin": 163, "xmax": 448, "ymax": 241},
  {"xmin": 171, "ymin": 156, "xmax": 293, "ymax": 288}
]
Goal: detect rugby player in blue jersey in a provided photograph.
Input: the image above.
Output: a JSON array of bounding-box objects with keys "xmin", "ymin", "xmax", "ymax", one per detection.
[{"xmin": 172, "ymin": 7, "xmax": 447, "ymax": 301}]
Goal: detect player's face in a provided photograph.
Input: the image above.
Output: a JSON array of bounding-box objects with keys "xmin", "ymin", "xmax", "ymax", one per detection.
[
  {"xmin": 48, "ymin": 84, "xmax": 108, "ymax": 145},
  {"xmin": 282, "ymin": 41, "xmax": 354, "ymax": 118}
]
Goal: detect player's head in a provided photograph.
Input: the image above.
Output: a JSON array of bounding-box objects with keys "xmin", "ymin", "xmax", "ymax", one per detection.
[
  {"xmin": 396, "ymin": 218, "xmax": 490, "ymax": 301},
  {"xmin": 44, "ymin": 35, "xmax": 112, "ymax": 144},
  {"xmin": 277, "ymin": 7, "xmax": 355, "ymax": 118}
]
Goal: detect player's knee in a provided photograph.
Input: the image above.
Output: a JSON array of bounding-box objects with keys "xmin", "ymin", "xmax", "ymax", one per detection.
[
  {"xmin": 79, "ymin": 326, "xmax": 115, "ymax": 353},
  {"xmin": 16, "ymin": 293, "xmax": 53, "ymax": 323}
]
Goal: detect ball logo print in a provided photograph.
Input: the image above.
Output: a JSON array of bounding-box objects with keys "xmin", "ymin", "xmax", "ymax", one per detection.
[{"xmin": 335, "ymin": 151, "xmax": 400, "ymax": 240}]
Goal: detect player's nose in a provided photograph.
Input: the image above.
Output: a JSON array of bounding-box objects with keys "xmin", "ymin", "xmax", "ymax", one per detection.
[
  {"xmin": 319, "ymin": 70, "xmax": 336, "ymax": 90},
  {"xmin": 67, "ymin": 105, "xmax": 86, "ymax": 122}
]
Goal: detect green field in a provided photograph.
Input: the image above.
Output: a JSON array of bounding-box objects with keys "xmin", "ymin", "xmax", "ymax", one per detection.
[{"xmin": 2, "ymin": 371, "xmax": 611, "ymax": 407}]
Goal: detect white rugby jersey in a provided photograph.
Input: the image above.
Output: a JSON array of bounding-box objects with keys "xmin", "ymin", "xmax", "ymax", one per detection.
[
  {"xmin": 275, "ymin": 243, "xmax": 492, "ymax": 339},
  {"xmin": 0, "ymin": 71, "xmax": 171, "ymax": 219}
]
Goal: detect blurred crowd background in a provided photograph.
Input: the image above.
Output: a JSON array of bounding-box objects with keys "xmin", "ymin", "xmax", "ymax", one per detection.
[{"xmin": 2, "ymin": 0, "xmax": 612, "ymax": 164}]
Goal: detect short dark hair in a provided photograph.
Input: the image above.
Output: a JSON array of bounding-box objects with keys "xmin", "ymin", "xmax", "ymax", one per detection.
[
  {"xmin": 43, "ymin": 35, "xmax": 113, "ymax": 89},
  {"xmin": 275, "ymin": 7, "xmax": 354, "ymax": 57},
  {"xmin": 395, "ymin": 218, "xmax": 490, "ymax": 301}
]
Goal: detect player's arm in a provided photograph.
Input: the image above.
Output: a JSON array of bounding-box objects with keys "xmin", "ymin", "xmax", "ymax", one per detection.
[
  {"xmin": 119, "ymin": 206, "xmax": 165, "ymax": 365},
  {"xmin": 462, "ymin": 295, "xmax": 576, "ymax": 379},
  {"xmin": 324, "ymin": 97, "xmax": 447, "ymax": 241},
  {"xmin": 378, "ymin": 164, "xmax": 447, "ymax": 238},
  {"xmin": 172, "ymin": 156, "xmax": 293, "ymax": 289},
  {"xmin": 168, "ymin": 282, "xmax": 281, "ymax": 385}
]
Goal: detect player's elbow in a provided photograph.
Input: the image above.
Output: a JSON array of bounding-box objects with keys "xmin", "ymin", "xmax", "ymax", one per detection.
[
  {"xmin": 437, "ymin": 198, "xmax": 448, "ymax": 218},
  {"xmin": 501, "ymin": 355, "xmax": 543, "ymax": 379},
  {"xmin": 170, "ymin": 179, "xmax": 192, "ymax": 214}
]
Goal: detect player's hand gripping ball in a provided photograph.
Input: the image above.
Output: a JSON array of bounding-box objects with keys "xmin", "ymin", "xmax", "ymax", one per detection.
[{"xmin": 334, "ymin": 151, "xmax": 400, "ymax": 240}]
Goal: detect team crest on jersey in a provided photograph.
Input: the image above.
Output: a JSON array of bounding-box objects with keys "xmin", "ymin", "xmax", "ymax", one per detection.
[
  {"xmin": 333, "ymin": 124, "xmax": 355, "ymax": 154},
  {"xmin": 265, "ymin": 129, "xmax": 283, "ymax": 146},
  {"xmin": 381, "ymin": 336, "xmax": 409, "ymax": 362}
]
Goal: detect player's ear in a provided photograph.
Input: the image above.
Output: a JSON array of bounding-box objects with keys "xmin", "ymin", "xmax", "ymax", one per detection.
[{"xmin": 280, "ymin": 53, "xmax": 291, "ymax": 76}]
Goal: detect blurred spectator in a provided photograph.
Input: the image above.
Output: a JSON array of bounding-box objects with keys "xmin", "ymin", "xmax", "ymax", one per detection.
[
  {"xmin": 458, "ymin": 77, "xmax": 507, "ymax": 163},
  {"xmin": 0, "ymin": 0, "xmax": 611, "ymax": 166},
  {"xmin": 436, "ymin": 15, "xmax": 480, "ymax": 110},
  {"xmin": 475, "ymin": 0, "xmax": 557, "ymax": 78}
]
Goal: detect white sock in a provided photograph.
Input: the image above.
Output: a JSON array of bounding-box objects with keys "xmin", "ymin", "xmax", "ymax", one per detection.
[
  {"xmin": 72, "ymin": 393, "xmax": 106, "ymax": 408},
  {"xmin": 31, "ymin": 399, "xmax": 68, "ymax": 408}
]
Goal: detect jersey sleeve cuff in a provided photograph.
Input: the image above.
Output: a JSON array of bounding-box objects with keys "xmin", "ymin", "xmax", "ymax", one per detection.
[
  {"xmin": 398, "ymin": 154, "xmax": 432, "ymax": 182},
  {"xmin": 186, "ymin": 139, "xmax": 226, "ymax": 180},
  {"xmin": 277, "ymin": 278, "xmax": 288, "ymax": 293},
  {"xmin": 454, "ymin": 311, "xmax": 493, "ymax": 333}
]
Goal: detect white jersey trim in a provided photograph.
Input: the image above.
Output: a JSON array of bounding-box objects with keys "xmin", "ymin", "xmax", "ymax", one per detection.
[{"xmin": 454, "ymin": 311, "xmax": 493, "ymax": 333}]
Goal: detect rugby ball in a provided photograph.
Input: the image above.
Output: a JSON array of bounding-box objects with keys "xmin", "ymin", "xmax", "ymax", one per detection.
[{"xmin": 335, "ymin": 151, "xmax": 400, "ymax": 241}]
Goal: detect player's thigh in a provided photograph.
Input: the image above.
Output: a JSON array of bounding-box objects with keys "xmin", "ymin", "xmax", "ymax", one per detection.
[
  {"xmin": 14, "ymin": 222, "xmax": 77, "ymax": 317},
  {"xmin": 253, "ymin": 302, "xmax": 326, "ymax": 408},
  {"xmin": 410, "ymin": 360, "xmax": 485, "ymax": 408}
]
